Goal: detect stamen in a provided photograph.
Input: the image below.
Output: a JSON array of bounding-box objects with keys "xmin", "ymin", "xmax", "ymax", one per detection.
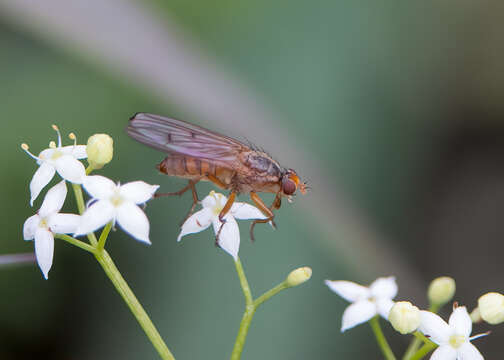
[
  {"xmin": 453, "ymin": 302, "xmax": 459, "ymax": 310},
  {"xmin": 68, "ymin": 132, "xmax": 77, "ymax": 146},
  {"xmin": 49, "ymin": 141, "xmax": 56, "ymax": 149},
  {"xmin": 20, "ymin": 143, "xmax": 41, "ymax": 161},
  {"xmin": 51, "ymin": 124, "xmax": 62, "ymax": 147},
  {"xmin": 470, "ymin": 331, "xmax": 491, "ymax": 341}
]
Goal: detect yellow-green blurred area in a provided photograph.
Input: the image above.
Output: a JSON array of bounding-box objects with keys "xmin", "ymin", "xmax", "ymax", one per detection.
[{"xmin": 1, "ymin": 1, "xmax": 504, "ymax": 358}]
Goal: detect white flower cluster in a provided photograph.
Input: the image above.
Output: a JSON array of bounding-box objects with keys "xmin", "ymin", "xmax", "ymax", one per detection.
[
  {"xmin": 22, "ymin": 126, "xmax": 158, "ymax": 279},
  {"xmin": 325, "ymin": 276, "xmax": 501, "ymax": 360}
]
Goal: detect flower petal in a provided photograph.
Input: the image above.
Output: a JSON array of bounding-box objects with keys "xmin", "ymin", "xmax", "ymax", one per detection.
[
  {"xmin": 61, "ymin": 145, "xmax": 87, "ymax": 159},
  {"xmin": 449, "ymin": 306, "xmax": 472, "ymax": 338},
  {"xmin": 74, "ymin": 200, "xmax": 115, "ymax": 236},
  {"xmin": 324, "ymin": 280, "xmax": 370, "ymax": 302},
  {"xmin": 34, "ymin": 228, "xmax": 54, "ymax": 279},
  {"xmin": 23, "ymin": 214, "xmax": 40, "ymax": 240},
  {"xmin": 458, "ymin": 342, "xmax": 484, "ymax": 360},
  {"xmin": 82, "ymin": 175, "xmax": 116, "ymax": 199},
  {"xmin": 48, "ymin": 213, "xmax": 80, "ymax": 234},
  {"xmin": 54, "ymin": 155, "xmax": 86, "ymax": 184},
  {"xmin": 202, "ymin": 192, "xmax": 226, "ymax": 209},
  {"xmin": 119, "ymin": 181, "xmax": 159, "ymax": 204},
  {"xmin": 376, "ymin": 298, "xmax": 395, "ymax": 319},
  {"xmin": 430, "ymin": 345, "xmax": 457, "ymax": 360},
  {"xmin": 39, "ymin": 180, "xmax": 67, "ymax": 218},
  {"xmin": 419, "ymin": 310, "xmax": 451, "ymax": 345},
  {"xmin": 212, "ymin": 215, "xmax": 240, "ymax": 260},
  {"xmin": 369, "ymin": 276, "xmax": 398, "ymax": 300},
  {"xmin": 230, "ymin": 202, "xmax": 267, "ymax": 220},
  {"xmin": 177, "ymin": 208, "xmax": 213, "ymax": 242},
  {"xmin": 116, "ymin": 202, "xmax": 151, "ymax": 244},
  {"xmin": 341, "ymin": 300, "xmax": 377, "ymax": 332},
  {"xmin": 29, "ymin": 162, "xmax": 56, "ymax": 206}
]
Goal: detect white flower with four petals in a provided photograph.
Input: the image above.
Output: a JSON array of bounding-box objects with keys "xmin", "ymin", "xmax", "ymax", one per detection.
[
  {"xmin": 74, "ymin": 175, "xmax": 159, "ymax": 244},
  {"xmin": 22, "ymin": 126, "xmax": 87, "ymax": 205},
  {"xmin": 23, "ymin": 181, "xmax": 80, "ymax": 279},
  {"xmin": 325, "ymin": 276, "xmax": 398, "ymax": 332},
  {"xmin": 419, "ymin": 306, "xmax": 487, "ymax": 360},
  {"xmin": 177, "ymin": 191, "xmax": 268, "ymax": 260}
]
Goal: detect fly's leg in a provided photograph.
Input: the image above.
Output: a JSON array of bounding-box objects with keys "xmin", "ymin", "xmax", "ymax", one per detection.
[
  {"xmin": 215, "ymin": 191, "xmax": 237, "ymax": 246},
  {"xmin": 249, "ymin": 191, "xmax": 276, "ymax": 242},
  {"xmin": 154, "ymin": 179, "xmax": 200, "ymax": 225}
]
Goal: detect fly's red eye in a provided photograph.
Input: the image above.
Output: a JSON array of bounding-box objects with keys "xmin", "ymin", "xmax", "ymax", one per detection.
[{"xmin": 282, "ymin": 178, "xmax": 297, "ymax": 195}]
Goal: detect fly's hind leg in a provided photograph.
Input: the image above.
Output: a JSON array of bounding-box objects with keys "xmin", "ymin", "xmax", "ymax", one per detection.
[
  {"xmin": 154, "ymin": 179, "xmax": 200, "ymax": 225},
  {"xmin": 249, "ymin": 191, "xmax": 276, "ymax": 242}
]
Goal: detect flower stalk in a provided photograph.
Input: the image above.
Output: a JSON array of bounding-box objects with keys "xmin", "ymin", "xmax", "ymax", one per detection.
[
  {"xmin": 369, "ymin": 316, "xmax": 396, "ymax": 360},
  {"xmin": 94, "ymin": 246, "xmax": 175, "ymax": 360},
  {"xmin": 230, "ymin": 258, "xmax": 310, "ymax": 360}
]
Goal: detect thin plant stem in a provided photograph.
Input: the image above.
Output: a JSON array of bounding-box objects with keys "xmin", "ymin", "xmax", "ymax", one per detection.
[
  {"xmin": 403, "ymin": 304, "xmax": 440, "ymax": 359},
  {"xmin": 234, "ymin": 257, "xmax": 253, "ymax": 305},
  {"xmin": 409, "ymin": 343, "xmax": 436, "ymax": 360},
  {"xmin": 369, "ymin": 316, "xmax": 396, "ymax": 360},
  {"xmin": 98, "ymin": 222, "xmax": 113, "ymax": 250},
  {"xmin": 230, "ymin": 258, "xmax": 291, "ymax": 360},
  {"xmin": 71, "ymin": 183, "xmax": 98, "ymax": 246},
  {"xmin": 254, "ymin": 282, "xmax": 288, "ymax": 307},
  {"xmin": 231, "ymin": 305, "xmax": 256, "ymax": 360},
  {"xmin": 95, "ymin": 247, "xmax": 175, "ymax": 360},
  {"xmin": 55, "ymin": 234, "xmax": 96, "ymax": 253},
  {"xmin": 403, "ymin": 337, "xmax": 422, "ymax": 360}
]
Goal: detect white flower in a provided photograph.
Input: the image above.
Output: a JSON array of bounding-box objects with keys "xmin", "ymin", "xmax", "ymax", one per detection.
[
  {"xmin": 22, "ymin": 125, "xmax": 87, "ymax": 206},
  {"xmin": 419, "ymin": 306, "xmax": 487, "ymax": 360},
  {"xmin": 325, "ymin": 276, "xmax": 398, "ymax": 332},
  {"xmin": 74, "ymin": 175, "xmax": 159, "ymax": 244},
  {"xmin": 418, "ymin": 306, "xmax": 488, "ymax": 360},
  {"xmin": 177, "ymin": 191, "xmax": 268, "ymax": 260},
  {"xmin": 23, "ymin": 181, "xmax": 80, "ymax": 279}
]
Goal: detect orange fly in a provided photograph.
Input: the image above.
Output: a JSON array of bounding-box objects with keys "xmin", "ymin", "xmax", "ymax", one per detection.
[{"xmin": 127, "ymin": 113, "xmax": 307, "ymax": 240}]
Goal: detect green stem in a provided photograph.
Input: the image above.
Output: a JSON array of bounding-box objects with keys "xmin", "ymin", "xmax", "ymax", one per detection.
[
  {"xmin": 231, "ymin": 305, "xmax": 256, "ymax": 360},
  {"xmin": 55, "ymin": 234, "xmax": 96, "ymax": 253},
  {"xmin": 94, "ymin": 248, "xmax": 175, "ymax": 360},
  {"xmin": 72, "ymin": 183, "xmax": 86, "ymax": 214},
  {"xmin": 409, "ymin": 343, "xmax": 436, "ymax": 360},
  {"xmin": 234, "ymin": 258, "xmax": 253, "ymax": 306},
  {"xmin": 98, "ymin": 222, "xmax": 113, "ymax": 250},
  {"xmin": 230, "ymin": 258, "xmax": 291, "ymax": 360},
  {"xmin": 71, "ymin": 183, "xmax": 98, "ymax": 246},
  {"xmin": 403, "ymin": 304, "xmax": 440, "ymax": 359},
  {"xmin": 230, "ymin": 258, "xmax": 254, "ymax": 360},
  {"xmin": 369, "ymin": 316, "xmax": 396, "ymax": 360},
  {"xmin": 254, "ymin": 282, "xmax": 288, "ymax": 307}
]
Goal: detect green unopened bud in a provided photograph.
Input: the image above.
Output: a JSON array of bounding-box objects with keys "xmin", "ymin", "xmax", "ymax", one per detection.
[
  {"xmin": 478, "ymin": 292, "xmax": 504, "ymax": 325},
  {"xmin": 388, "ymin": 301, "xmax": 421, "ymax": 334},
  {"xmin": 428, "ymin": 276, "xmax": 456, "ymax": 306},
  {"xmin": 87, "ymin": 134, "xmax": 113, "ymax": 169},
  {"xmin": 286, "ymin": 267, "xmax": 312, "ymax": 287}
]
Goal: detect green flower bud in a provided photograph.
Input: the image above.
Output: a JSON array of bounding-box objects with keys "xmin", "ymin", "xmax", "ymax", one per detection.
[
  {"xmin": 428, "ymin": 276, "xmax": 456, "ymax": 306},
  {"xmin": 87, "ymin": 133, "xmax": 113, "ymax": 169},
  {"xmin": 286, "ymin": 267, "xmax": 312, "ymax": 287},
  {"xmin": 388, "ymin": 301, "xmax": 421, "ymax": 334},
  {"xmin": 478, "ymin": 292, "xmax": 504, "ymax": 325}
]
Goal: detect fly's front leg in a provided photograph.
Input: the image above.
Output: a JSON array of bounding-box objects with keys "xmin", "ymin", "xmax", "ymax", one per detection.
[
  {"xmin": 154, "ymin": 179, "xmax": 200, "ymax": 225},
  {"xmin": 215, "ymin": 191, "xmax": 237, "ymax": 246},
  {"xmin": 249, "ymin": 191, "xmax": 275, "ymax": 242}
]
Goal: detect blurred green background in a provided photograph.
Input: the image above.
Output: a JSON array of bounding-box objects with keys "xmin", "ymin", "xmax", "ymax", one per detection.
[{"xmin": 1, "ymin": 0, "xmax": 504, "ymax": 358}]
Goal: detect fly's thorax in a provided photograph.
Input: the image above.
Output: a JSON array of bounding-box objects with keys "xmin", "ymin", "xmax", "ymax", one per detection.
[{"xmin": 244, "ymin": 151, "xmax": 282, "ymax": 178}]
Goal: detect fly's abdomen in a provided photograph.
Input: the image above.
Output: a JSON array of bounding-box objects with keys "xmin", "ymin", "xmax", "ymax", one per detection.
[{"xmin": 158, "ymin": 155, "xmax": 227, "ymax": 179}]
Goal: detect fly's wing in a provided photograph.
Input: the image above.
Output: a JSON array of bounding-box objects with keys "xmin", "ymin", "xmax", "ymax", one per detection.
[{"xmin": 127, "ymin": 113, "xmax": 247, "ymax": 167}]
